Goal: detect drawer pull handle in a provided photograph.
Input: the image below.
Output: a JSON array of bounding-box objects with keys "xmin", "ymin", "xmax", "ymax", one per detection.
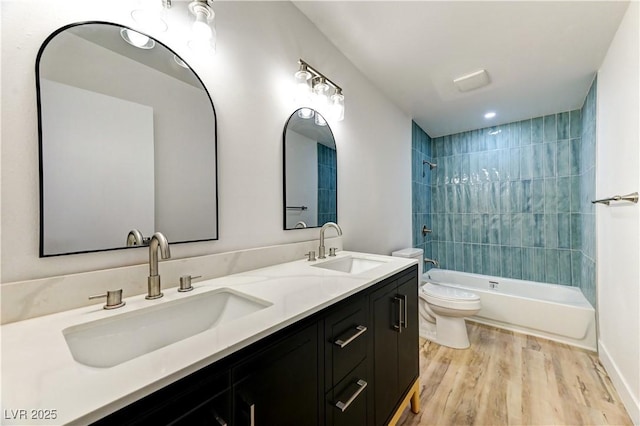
[
  {"xmin": 239, "ymin": 397, "xmax": 255, "ymax": 426},
  {"xmin": 334, "ymin": 325, "xmax": 367, "ymax": 348},
  {"xmin": 212, "ymin": 410, "xmax": 227, "ymax": 426},
  {"xmin": 393, "ymin": 296, "xmax": 403, "ymax": 333},
  {"xmin": 335, "ymin": 379, "xmax": 368, "ymax": 412},
  {"xmin": 402, "ymin": 294, "xmax": 408, "ymax": 329}
]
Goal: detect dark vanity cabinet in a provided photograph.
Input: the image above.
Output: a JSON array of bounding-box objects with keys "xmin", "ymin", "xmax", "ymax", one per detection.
[
  {"xmin": 93, "ymin": 265, "xmax": 418, "ymax": 426},
  {"xmin": 370, "ymin": 269, "xmax": 420, "ymax": 425}
]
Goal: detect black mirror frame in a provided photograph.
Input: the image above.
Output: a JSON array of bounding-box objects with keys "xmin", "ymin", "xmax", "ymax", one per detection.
[
  {"xmin": 36, "ymin": 21, "xmax": 219, "ymax": 257},
  {"xmin": 282, "ymin": 108, "xmax": 338, "ymax": 231}
]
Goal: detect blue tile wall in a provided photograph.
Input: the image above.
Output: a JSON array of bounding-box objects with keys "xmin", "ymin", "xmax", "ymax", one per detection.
[
  {"xmin": 412, "ymin": 82, "xmax": 597, "ymax": 307},
  {"xmin": 317, "ymin": 143, "xmax": 337, "ymax": 225},
  {"xmin": 579, "ymin": 78, "xmax": 597, "ymax": 306}
]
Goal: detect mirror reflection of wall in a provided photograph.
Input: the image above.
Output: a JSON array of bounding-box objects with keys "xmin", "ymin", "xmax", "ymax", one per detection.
[
  {"xmin": 283, "ymin": 108, "xmax": 337, "ymax": 230},
  {"xmin": 37, "ymin": 22, "xmax": 218, "ymax": 256}
]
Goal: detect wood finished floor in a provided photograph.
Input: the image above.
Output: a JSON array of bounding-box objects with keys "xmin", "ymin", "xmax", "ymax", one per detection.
[{"xmin": 397, "ymin": 322, "xmax": 633, "ymax": 426}]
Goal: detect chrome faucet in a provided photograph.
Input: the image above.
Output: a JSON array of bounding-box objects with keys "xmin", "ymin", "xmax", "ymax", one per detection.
[
  {"xmin": 425, "ymin": 258, "xmax": 439, "ymax": 267},
  {"xmin": 318, "ymin": 222, "xmax": 342, "ymax": 259},
  {"xmin": 146, "ymin": 232, "xmax": 171, "ymax": 300}
]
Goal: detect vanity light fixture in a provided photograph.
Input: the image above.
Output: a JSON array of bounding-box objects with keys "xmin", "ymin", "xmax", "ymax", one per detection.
[
  {"xmin": 187, "ymin": 0, "xmax": 217, "ymax": 53},
  {"xmin": 294, "ymin": 59, "xmax": 345, "ymax": 122},
  {"xmin": 120, "ymin": 28, "xmax": 156, "ymax": 49},
  {"xmin": 315, "ymin": 113, "xmax": 328, "ymax": 126}
]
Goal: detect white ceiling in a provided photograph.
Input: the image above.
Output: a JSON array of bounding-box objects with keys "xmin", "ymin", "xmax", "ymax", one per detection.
[{"xmin": 293, "ymin": 1, "xmax": 630, "ymax": 137}]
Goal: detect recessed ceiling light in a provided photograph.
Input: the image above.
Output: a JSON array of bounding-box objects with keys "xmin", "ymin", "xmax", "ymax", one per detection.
[{"xmin": 484, "ymin": 111, "xmax": 496, "ymax": 119}]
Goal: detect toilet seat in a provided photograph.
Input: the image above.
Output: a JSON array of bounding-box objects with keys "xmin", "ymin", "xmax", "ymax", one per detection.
[{"xmin": 421, "ymin": 283, "xmax": 481, "ymax": 310}]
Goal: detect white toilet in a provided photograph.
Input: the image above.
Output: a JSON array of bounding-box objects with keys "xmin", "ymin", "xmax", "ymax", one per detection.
[{"xmin": 391, "ymin": 248, "xmax": 481, "ymax": 349}]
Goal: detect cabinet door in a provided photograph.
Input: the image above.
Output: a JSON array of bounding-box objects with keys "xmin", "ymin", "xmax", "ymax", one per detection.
[
  {"xmin": 370, "ymin": 266, "xmax": 420, "ymax": 426},
  {"xmin": 396, "ymin": 271, "xmax": 419, "ymax": 397},
  {"xmin": 233, "ymin": 323, "xmax": 318, "ymax": 426},
  {"xmin": 370, "ymin": 281, "xmax": 400, "ymax": 426}
]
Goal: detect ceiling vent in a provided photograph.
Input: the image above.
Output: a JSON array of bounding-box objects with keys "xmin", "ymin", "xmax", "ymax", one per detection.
[{"xmin": 453, "ymin": 69, "xmax": 490, "ymax": 92}]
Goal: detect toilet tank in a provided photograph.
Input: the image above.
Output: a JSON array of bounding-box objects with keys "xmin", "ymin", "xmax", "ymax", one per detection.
[{"xmin": 391, "ymin": 248, "xmax": 423, "ymax": 276}]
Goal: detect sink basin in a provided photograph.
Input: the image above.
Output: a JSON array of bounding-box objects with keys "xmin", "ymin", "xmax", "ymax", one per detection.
[
  {"xmin": 63, "ymin": 288, "xmax": 271, "ymax": 368},
  {"xmin": 312, "ymin": 256, "xmax": 387, "ymax": 274}
]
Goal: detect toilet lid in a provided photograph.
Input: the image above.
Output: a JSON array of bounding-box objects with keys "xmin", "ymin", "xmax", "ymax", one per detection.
[{"xmin": 422, "ymin": 282, "xmax": 480, "ymax": 301}]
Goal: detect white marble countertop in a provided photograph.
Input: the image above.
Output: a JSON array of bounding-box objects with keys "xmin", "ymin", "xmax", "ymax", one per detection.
[{"xmin": 1, "ymin": 251, "xmax": 417, "ymax": 425}]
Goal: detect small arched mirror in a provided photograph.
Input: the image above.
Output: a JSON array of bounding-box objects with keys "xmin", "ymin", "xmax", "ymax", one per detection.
[
  {"xmin": 283, "ymin": 108, "xmax": 337, "ymax": 230},
  {"xmin": 37, "ymin": 22, "xmax": 218, "ymax": 256}
]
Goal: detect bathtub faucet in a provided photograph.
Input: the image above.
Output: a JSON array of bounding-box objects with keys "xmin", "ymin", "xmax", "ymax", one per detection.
[{"xmin": 425, "ymin": 258, "xmax": 439, "ymax": 267}]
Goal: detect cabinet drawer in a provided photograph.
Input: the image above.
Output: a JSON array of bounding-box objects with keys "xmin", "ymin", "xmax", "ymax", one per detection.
[
  {"xmin": 325, "ymin": 359, "xmax": 369, "ymax": 426},
  {"xmin": 324, "ymin": 298, "xmax": 368, "ymax": 391}
]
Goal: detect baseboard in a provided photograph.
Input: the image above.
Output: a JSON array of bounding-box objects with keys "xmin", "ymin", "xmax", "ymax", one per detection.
[{"xmin": 598, "ymin": 340, "xmax": 640, "ymax": 425}]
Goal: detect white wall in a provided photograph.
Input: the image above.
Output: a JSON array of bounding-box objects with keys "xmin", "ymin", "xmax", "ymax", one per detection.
[
  {"xmin": 41, "ymin": 79, "xmax": 155, "ymax": 253},
  {"xmin": 596, "ymin": 2, "xmax": 640, "ymax": 423},
  {"xmin": 0, "ymin": 1, "xmax": 412, "ymax": 283}
]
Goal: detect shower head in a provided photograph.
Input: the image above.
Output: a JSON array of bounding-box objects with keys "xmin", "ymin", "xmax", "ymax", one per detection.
[{"xmin": 423, "ymin": 160, "xmax": 437, "ymax": 170}]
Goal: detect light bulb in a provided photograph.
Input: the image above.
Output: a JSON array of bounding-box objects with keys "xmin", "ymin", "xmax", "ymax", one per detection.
[
  {"xmin": 192, "ymin": 11, "xmax": 213, "ymax": 39},
  {"xmin": 330, "ymin": 90, "xmax": 345, "ymax": 121},
  {"xmin": 315, "ymin": 113, "xmax": 327, "ymax": 126},
  {"xmin": 313, "ymin": 78, "xmax": 330, "ymax": 115},
  {"xmin": 188, "ymin": 2, "xmax": 216, "ymax": 53},
  {"xmin": 294, "ymin": 68, "xmax": 312, "ymax": 106}
]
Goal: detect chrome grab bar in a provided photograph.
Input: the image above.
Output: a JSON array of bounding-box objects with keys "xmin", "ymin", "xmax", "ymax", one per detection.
[
  {"xmin": 286, "ymin": 206, "xmax": 308, "ymax": 210},
  {"xmin": 592, "ymin": 192, "xmax": 638, "ymax": 206}
]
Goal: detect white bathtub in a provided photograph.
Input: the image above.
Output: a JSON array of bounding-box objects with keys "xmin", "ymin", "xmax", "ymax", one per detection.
[{"xmin": 423, "ymin": 269, "xmax": 597, "ymax": 351}]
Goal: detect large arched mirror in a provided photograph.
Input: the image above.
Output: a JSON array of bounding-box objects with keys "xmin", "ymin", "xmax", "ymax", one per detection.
[
  {"xmin": 283, "ymin": 108, "xmax": 337, "ymax": 230},
  {"xmin": 37, "ymin": 22, "xmax": 218, "ymax": 256}
]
